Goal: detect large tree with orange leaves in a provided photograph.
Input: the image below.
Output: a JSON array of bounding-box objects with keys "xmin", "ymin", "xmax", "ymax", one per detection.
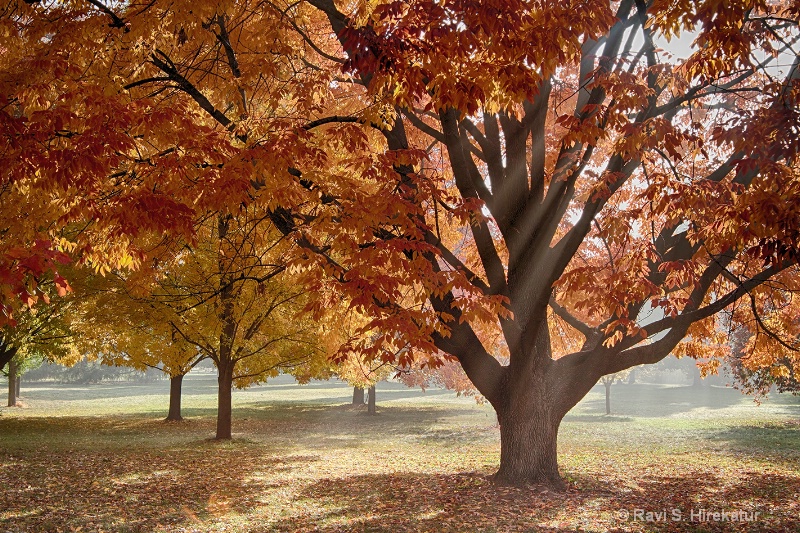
[{"xmin": 4, "ymin": 0, "xmax": 800, "ymax": 489}]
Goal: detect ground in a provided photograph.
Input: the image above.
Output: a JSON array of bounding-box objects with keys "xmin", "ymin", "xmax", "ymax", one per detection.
[{"xmin": 0, "ymin": 374, "xmax": 798, "ymax": 532}]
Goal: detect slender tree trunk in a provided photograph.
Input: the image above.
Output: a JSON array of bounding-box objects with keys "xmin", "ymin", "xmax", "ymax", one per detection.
[
  {"xmin": 7, "ymin": 359, "xmax": 18, "ymax": 407},
  {"xmin": 367, "ymin": 384, "xmax": 376, "ymax": 415},
  {"xmin": 604, "ymin": 380, "xmax": 612, "ymax": 415},
  {"xmin": 216, "ymin": 360, "xmax": 234, "ymax": 439},
  {"xmin": 166, "ymin": 374, "xmax": 185, "ymax": 421},
  {"xmin": 0, "ymin": 345, "xmax": 16, "ymax": 374},
  {"xmin": 215, "ymin": 213, "xmax": 237, "ymax": 440},
  {"xmin": 352, "ymin": 386, "xmax": 365, "ymax": 405},
  {"xmin": 627, "ymin": 369, "xmax": 637, "ymax": 384}
]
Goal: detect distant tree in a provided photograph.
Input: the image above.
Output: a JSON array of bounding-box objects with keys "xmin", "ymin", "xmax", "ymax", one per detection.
[
  {"xmin": 1, "ymin": 298, "xmax": 80, "ymax": 405},
  {"xmin": 599, "ymin": 370, "xmax": 631, "ymax": 415},
  {"xmin": 137, "ymin": 212, "xmax": 331, "ymax": 437},
  {"xmin": 78, "ymin": 273, "xmax": 206, "ymax": 422}
]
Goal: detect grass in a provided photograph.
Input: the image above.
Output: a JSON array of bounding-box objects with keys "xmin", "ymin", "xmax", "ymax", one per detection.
[{"xmin": 1, "ymin": 375, "xmax": 799, "ymax": 532}]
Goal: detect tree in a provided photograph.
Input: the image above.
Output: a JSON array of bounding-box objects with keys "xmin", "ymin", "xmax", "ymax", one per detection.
[
  {"xmin": 1, "ymin": 298, "xmax": 80, "ymax": 406},
  {"xmin": 77, "ymin": 270, "xmax": 207, "ymax": 421},
  {"xmin": 7, "ymin": 0, "xmax": 800, "ymax": 491},
  {"xmin": 123, "ymin": 210, "xmax": 332, "ymax": 438},
  {"xmin": 599, "ymin": 370, "xmax": 632, "ymax": 416},
  {"xmin": 338, "ymin": 350, "xmax": 395, "ymax": 416},
  {"xmin": 727, "ymin": 297, "xmax": 800, "ymax": 397},
  {"xmin": 286, "ymin": 0, "xmax": 800, "ymax": 489}
]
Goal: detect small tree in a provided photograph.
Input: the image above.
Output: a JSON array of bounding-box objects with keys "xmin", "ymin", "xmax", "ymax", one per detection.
[
  {"xmin": 599, "ymin": 369, "xmax": 632, "ymax": 415},
  {"xmin": 1, "ymin": 298, "xmax": 80, "ymax": 406}
]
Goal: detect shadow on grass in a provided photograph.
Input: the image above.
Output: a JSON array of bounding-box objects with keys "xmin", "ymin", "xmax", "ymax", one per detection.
[
  {"xmin": 0, "ymin": 445, "xmax": 303, "ymax": 533},
  {"xmin": 709, "ymin": 422, "xmax": 800, "ymax": 466},
  {"xmin": 563, "ymin": 414, "xmax": 635, "ymax": 423},
  {"xmin": 0, "ymin": 403, "xmax": 495, "ymax": 454},
  {"xmin": 243, "ymin": 468, "xmax": 800, "ymax": 533}
]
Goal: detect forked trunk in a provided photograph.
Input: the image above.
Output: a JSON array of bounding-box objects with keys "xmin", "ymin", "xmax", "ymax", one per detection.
[
  {"xmin": 216, "ymin": 362, "xmax": 234, "ymax": 439},
  {"xmin": 489, "ymin": 314, "xmax": 595, "ymax": 491},
  {"xmin": 166, "ymin": 374, "xmax": 185, "ymax": 421}
]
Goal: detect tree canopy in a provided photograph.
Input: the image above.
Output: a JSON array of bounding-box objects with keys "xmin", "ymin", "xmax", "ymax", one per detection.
[{"xmin": 4, "ymin": 0, "xmax": 800, "ymax": 488}]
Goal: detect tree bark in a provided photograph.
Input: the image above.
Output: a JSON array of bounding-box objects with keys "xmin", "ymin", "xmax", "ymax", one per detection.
[
  {"xmin": 7, "ymin": 359, "xmax": 18, "ymax": 407},
  {"xmin": 604, "ymin": 380, "xmax": 612, "ymax": 415},
  {"xmin": 352, "ymin": 386, "xmax": 365, "ymax": 405},
  {"xmin": 215, "ymin": 213, "xmax": 237, "ymax": 440},
  {"xmin": 494, "ymin": 395, "xmax": 565, "ymax": 490},
  {"xmin": 166, "ymin": 374, "xmax": 185, "ymax": 421},
  {"xmin": 367, "ymin": 384, "xmax": 376, "ymax": 415},
  {"xmin": 489, "ymin": 318, "xmax": 598, "ymax": 490},
  {"xmin": 0, "ymin": 344, "xmax": 17, "ymax": 374},
  {"xmin": 216, "ymin": 361, "xmax": 234, "ymax": 439}
]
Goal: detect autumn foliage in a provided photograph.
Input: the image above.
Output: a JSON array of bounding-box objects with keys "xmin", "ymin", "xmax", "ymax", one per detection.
[{"xmin": 3, "ymin": 0, "xmax": 800, "ymax": 487}]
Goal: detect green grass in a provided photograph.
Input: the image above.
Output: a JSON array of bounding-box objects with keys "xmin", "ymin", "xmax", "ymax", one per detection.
[{"xmin": 1, "ymin": 375, "xmax": 798, "ymax": 532}]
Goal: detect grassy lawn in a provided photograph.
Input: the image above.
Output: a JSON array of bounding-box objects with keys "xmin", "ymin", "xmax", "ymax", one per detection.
[{"xmin": 1, "ymin": 375, "xmax": 798, "ymax": 532}]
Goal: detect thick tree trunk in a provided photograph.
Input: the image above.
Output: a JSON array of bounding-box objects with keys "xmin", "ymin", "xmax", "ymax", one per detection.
[
  {"xmin": 605, "ymin": 381, "xmax": 612, "ymax": 415},
  {"xmin": 489, "ymin": 314, "xmax": 598, "ymax": 491},
  {"xmin": 367, "ymin": 384, "xmax": 376, "ymax": 415},
  {"xmin": 166, "ymin": 374, "xmax": 185, "ymax": 421},
  {"xmin": 494, "ymin": 392, "xmax": 565, "ymax": 490},
  {"xmin": 216, "ymin": 362, "xmax": 234, "ymax": 439},
  {"xmin": 7, "ymin": 359, "xmax": 18, "ymax": 407},
  {"xmin": 352, "ymin": 386, "xmax": 365, "ymax": 405}
]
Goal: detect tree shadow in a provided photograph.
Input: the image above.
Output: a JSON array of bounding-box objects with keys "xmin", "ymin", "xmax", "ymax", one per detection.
[
  {"xmin": 570, "ymin": 469, "xmax": 800, "ymax": 532},
  {"xmin": 255, "ymin": 471, "xmax": 595, "ymax": 533},
  {"xmin": 0, "ymin": 445, "xmax": 305, "ymax": 533},
  {"xmin": 245, "ymin": 469, "xmax": 800, "ymax": 533},
  {"xmin": 563, "ymin": 415, "xmax": 634, "ymax": 423},
  {"xmin": 707, "ymin": 422, "xmax": 800, "ymax": 468}
]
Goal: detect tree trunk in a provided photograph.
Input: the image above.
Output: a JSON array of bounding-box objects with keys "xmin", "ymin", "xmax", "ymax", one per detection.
[
  {"xmin": 494, "ymin": 397, "xmax": 564, "ymax": 490},
  {"xmin": 166, "ymin": 374, "xmax": 185, "ymax": 421},
  {"xmin": 489, "ymin": 315, "xmax": 597, "ymax": 491},
  {"xmin": 216, "ymin": 361, "xmax": 234, "ymax": 439},
  {"xmin": 7, "ymin": 359, "xmax": 17, "ymax": 407},
  {"xmin": 627, "ymin": 369, "xmax": 637, "ymax": 384},
  {"xmin": 352, "ymin": 386, "xmax": 365, "ymax": 405},
  {"xmin": 604, "ymin": 380, "xmax": 612, "ymax": 415},
  {"xmin": 215, "ymin": 213, "xmax": 236, "ymax": 440},
  {"xmin": 0, "ymin": 344, "xmax": 16, "ymax": 374},
  {"xmin": 367, "ymin": 384, "xmax": 376, "ymax": 415}
]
